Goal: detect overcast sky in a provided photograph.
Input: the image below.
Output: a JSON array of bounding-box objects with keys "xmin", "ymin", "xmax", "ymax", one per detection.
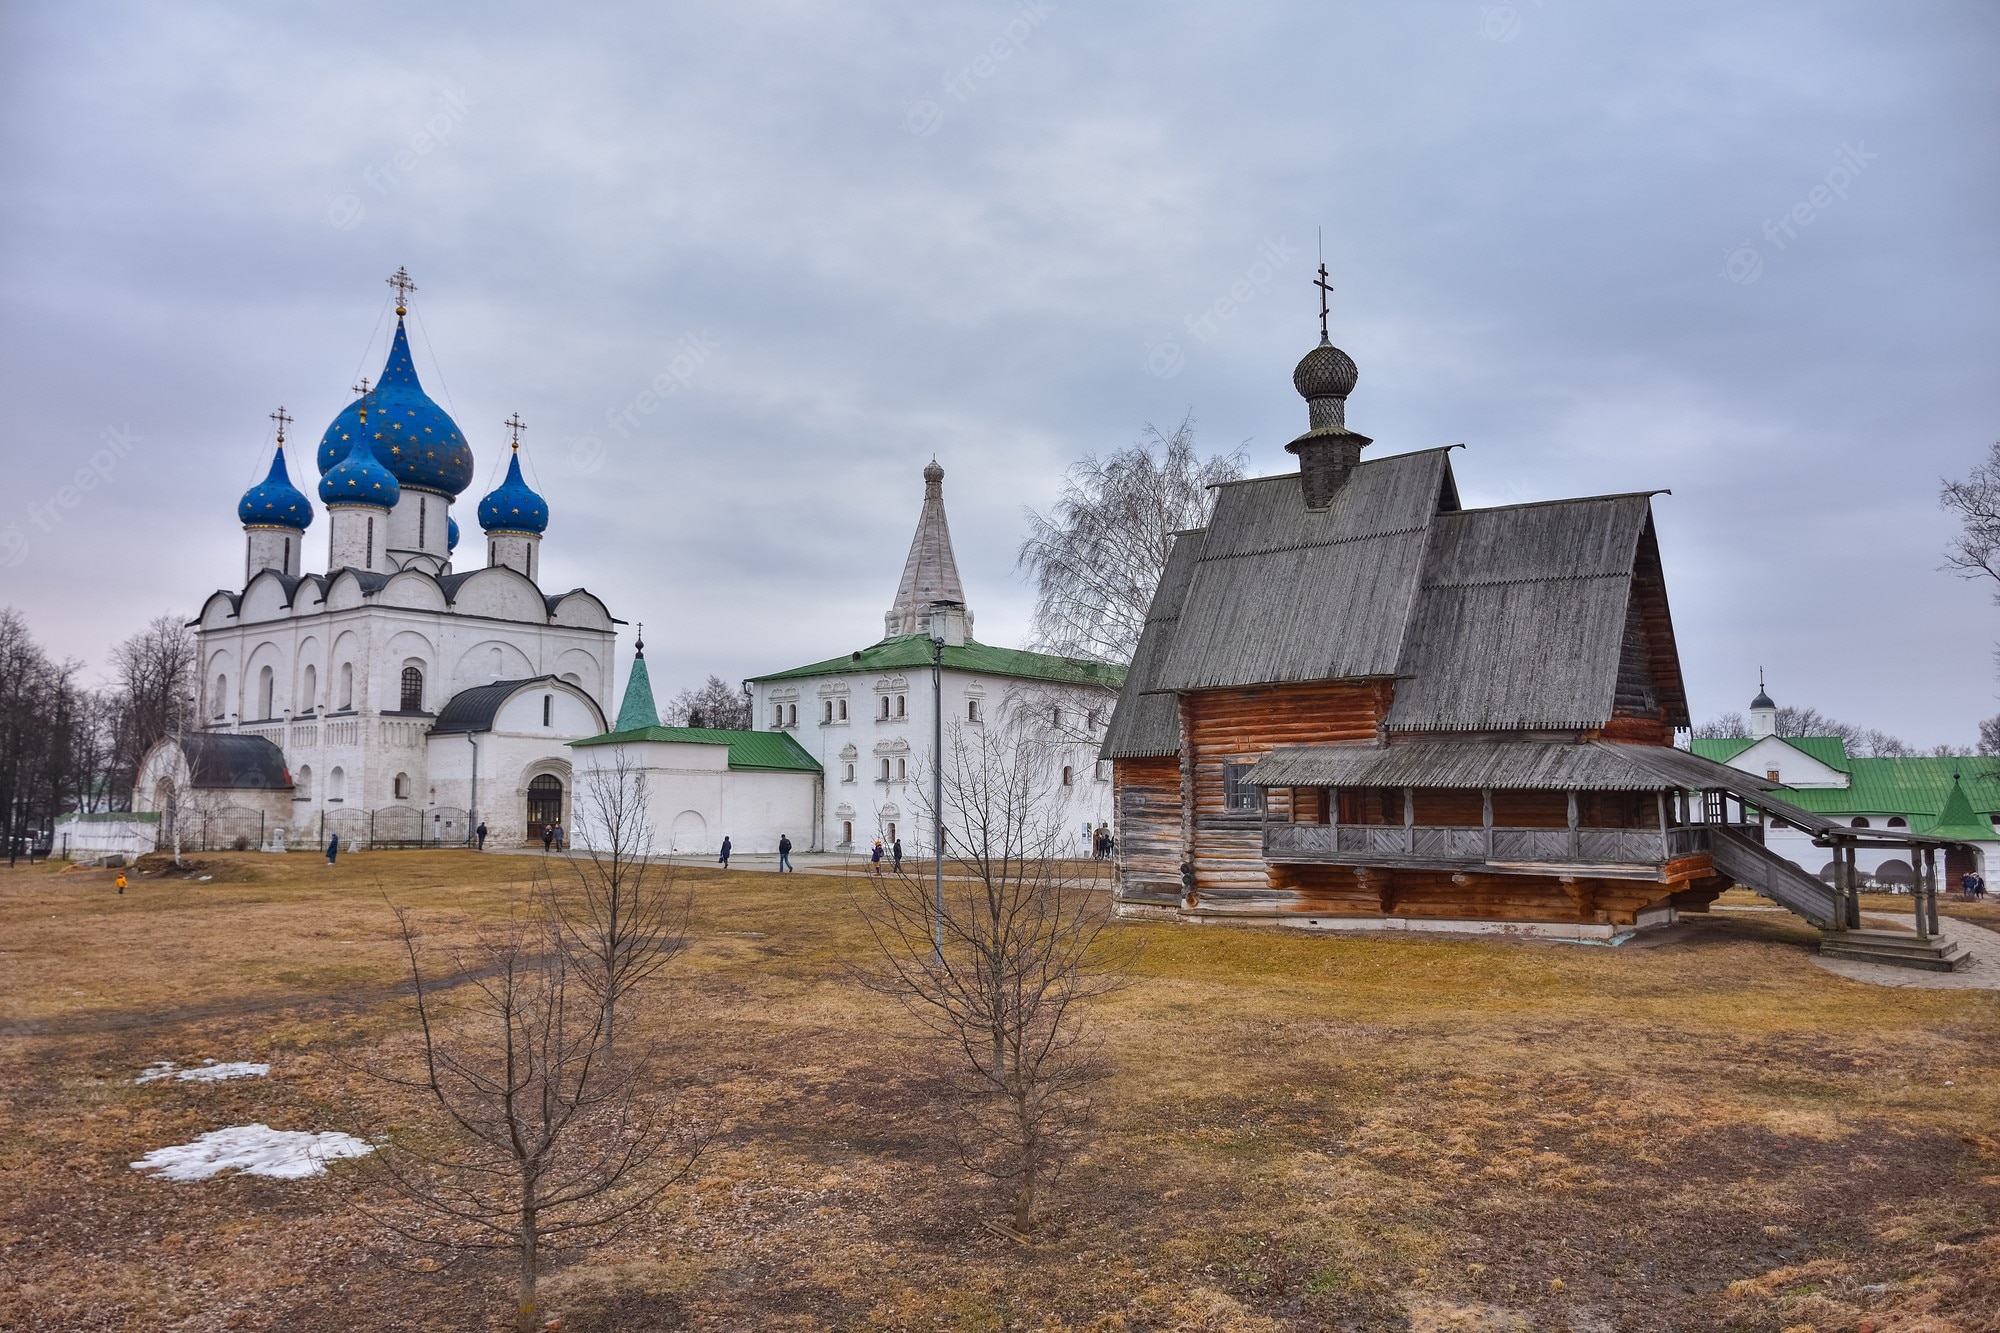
[{"xmin": 2, "ymin": 2, "xmax": 1995, "ymax": 745}]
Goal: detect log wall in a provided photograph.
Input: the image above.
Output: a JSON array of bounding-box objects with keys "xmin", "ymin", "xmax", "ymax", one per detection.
[
  {"xmin": 1264, "ymin": 863, "xmax": 1685, "ymax": 926},
  {"xmin": 1112, "ymin": 756, "xmax": 1182, "ymax": 903},
  {"xmin": 1186, "ymin": 681, "xmax": 1393, "ymax": 895}
]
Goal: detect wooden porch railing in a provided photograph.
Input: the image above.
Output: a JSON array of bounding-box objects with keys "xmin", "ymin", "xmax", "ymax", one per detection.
[{"xmin": 1264, "ymin": 822, "xmax": 1712, "ymax": 865}]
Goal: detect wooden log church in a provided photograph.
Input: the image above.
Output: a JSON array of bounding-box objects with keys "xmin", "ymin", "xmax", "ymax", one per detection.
[{"xmin": 1099, "ymin": 281, "xmax": 1969, "ymax": 964}]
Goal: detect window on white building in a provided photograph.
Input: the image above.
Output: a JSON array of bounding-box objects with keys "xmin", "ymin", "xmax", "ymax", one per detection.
[
  {"xmin": 1888, "ymin": 816, "xmax": 1908, "ymax": 829},
  {"xmin": 258, "ymin": 665, "xmax": 275, "ymax": 718},
  {"xmin": 880, "ymin": 696, "xmax": 891, "ymax": 719},
  {"xmin": 967, "ymin": 698, "xmax": 981, "ymax": 722},
  {"xmin": 897, "ymin": 757, "xmax": 906, "ymax": 781},
  {"xmin": 339, "ymin": 662, "xmax": 353, "ymax": 710},
  {"xmin": 844, "ymin": 763, "xmax": 855, "ymax": 783},
  {"xmin": 895, "ymin": 695, "xmax": 906, "ymax": 718},
  {"xmin": 1851, "ymin": 817, "xmax": 1870, "ymax": 829},
  {"xmin": 880, "ymin": 758, "xmax": 891, "ymax": 782},
  {"xmin": 824, "ymin": 700, "xmax": 834, "ymax": 723},
  {"xmin": 400, "ymin": 666, "xmax": 424, "ymax": 712},
  {"xmin": 1062, "ymin": 765, "xmax": 1073, "ymax": 786},
  {"xmin": 787, "ymin": 703, "xmax": 797, "ymax": 727},
  {"xmin": 213, "ymin": 674, "xmax": 227, "ymax": 719},
  {"xmin": 302, "ymin": 664, "xmax": 316, "ymax": 710},
  {"xmin": 329, "ymin": 766, "xmax": 346, "ymax": 801},
  {"xmin": 773, "ymin": 703, "xmax": 783, "ymax": 727},
  {"xmin": 296, "ymin": 765, "xmax": 313, "ymax": 799},
  {"xmin": 1087, "ymin": 709, "xmax": 1100, "ymax": 731},
  {"xmin": 394, "ymin": 772, "xmax": 411, "ymax": 800},
  {"xmin": 842, "ymin": 820, "xmax": 852, "ymax": 844},
  {"xmin": 543, "ymin": 695, "xmax": 553, "ymax": 726},
  {"xmin": 838, "ymin": 698, "xmax": 848, "ymax": 721}
]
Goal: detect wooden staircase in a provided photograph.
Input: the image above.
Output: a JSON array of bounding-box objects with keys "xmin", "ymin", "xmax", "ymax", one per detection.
[{"xmin": 1818, "ymin": 928, "xmax": 1971, "ymax": 973}]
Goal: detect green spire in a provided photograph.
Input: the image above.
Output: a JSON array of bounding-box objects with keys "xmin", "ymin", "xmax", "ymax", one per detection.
[
  {"xmin": 614, "ymin": 631, "xmax": 660, "ymax": 731},
  {"xmin": 1921, "ymin": 774, "xmax": 1990, "ymax": 842}
]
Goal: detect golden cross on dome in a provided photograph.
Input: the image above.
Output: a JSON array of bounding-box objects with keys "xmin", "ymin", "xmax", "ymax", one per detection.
[
  {"xmin": 503, "ymin": 412, "xmax": 526, "ymax": 451},
  {"xmin": 386, "ymin": 266, "xmax": 417, "ymax": 315},
  {"xmin": 270, "ymin": 405, "xmax": 292, "ymax": 444},
  {"xmin": 352, "ymin": 376, "xmax": 373, "ymax": 424}
]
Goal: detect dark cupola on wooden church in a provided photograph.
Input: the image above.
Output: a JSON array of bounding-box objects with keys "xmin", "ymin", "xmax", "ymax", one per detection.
[{"xmin": 1099, "ymin": 285, "xmax": 1940, "ymax": 945}]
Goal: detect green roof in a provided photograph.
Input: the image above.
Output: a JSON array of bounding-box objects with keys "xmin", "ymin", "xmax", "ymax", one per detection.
[
  {"xmin": 748, "ymin": 635, "xmax": 1126, "ymax": 691},
  {"xmin": 1697, "ymin": 736, "xmax": 2000, "ymax": 832},
  {"xmin": 1690, "ymin": 734, "xmax": 1851, "ymax": 772},
  {"xmin": 614, "ymin": 653, "xmax": 660, "ymax": 731},
  {"xmin": 570, "ymin": 726, "xmax": 822, "ymax": 773},
  {"xmin": 1921, "ymin": 777, "xmax": 1991, "ymax": 840}
]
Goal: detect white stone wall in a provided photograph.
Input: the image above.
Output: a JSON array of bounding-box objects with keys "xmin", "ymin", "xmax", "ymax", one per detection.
[
  {"xmin": 570, "ymin": 738, "xmax": 820, "ymax": 857},
  {"xmin": 750, "ymin": 667, "xmax": 1114, "ymax": 855}
]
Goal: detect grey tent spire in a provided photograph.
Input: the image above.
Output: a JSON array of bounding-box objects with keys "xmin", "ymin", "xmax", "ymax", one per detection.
[{"xmin": 884, "ymin": 459, "xmax": 973, "ymax": 638}]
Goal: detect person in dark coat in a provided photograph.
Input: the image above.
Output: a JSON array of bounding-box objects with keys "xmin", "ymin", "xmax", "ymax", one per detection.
[
  {"xmin": 719, "ymin": 836, "xmax": 732, "ymax": 869},
  {"xmin": 778, "ymin": 834, "xmax": 793, "ymax": 873},
  {"xmin": 542, "ymin": 826, "xmax": 554, "ymax": 853},
  {"xmin": 326, "ymin": 832, "xmax": 340, "ymax": 865},
  {"xmin": 892, "ymin": 837, "xmax": 903, "ymax": 873},
  {"xmin": 475, "ymin": 822, "xmax": 487, "ymax": 851}
]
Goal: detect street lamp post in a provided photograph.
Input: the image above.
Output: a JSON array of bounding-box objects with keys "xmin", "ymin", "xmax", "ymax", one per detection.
[{"xmin": 929, "ymin": 607, "xmax": 947, "ymax": 965}]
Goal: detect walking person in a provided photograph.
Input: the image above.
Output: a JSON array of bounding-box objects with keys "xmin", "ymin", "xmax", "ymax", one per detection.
[
  {"xmin": 326, "ymin": 832, "xmax": 339, "ymax": 865},
  {"xmin": 115, "ymin": 870, "xmax": 127, "ymax": 895},
  {"xmin": 475, "ymin": 822, "xmax": 487, "ymax": 851},
  {"xmin": 778, "ymin": 833, "xmax": 793, "ymax": 873},
  {"xmin": 870, "ymin": 838, "xmax": 884, "ymax": 877},
  {"xmin": 541, "ymin": 825, "xmax": 554, "ymax": 853},
  {"xmin": 718, "ymin": 835, "xmax": 732, "ymax": 869},
  {"xmin": 552, "ymin": 821, "xmax": 565, "ymax": 852},
  {"xmin": 892, "ymin": 837, "xmax": 903, "ymax": 873},
  {"xmin": 1963, "ymin": 870, "xmax": 1984, "ymax": 900}
]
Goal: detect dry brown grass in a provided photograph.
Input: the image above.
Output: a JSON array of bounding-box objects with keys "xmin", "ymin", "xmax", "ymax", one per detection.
[{"xmin": 3, "ymin": 851, "xmax": 1997, "ymax": 1332}]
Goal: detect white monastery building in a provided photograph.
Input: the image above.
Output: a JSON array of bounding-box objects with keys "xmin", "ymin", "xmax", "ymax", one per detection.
[
  {"xmin": 743, "ymin": 462, "xmax": 1123, "ymax": 855},
  {"xmin": 134, "ymin": 273, "xmax": 617, "ymax": 849}
]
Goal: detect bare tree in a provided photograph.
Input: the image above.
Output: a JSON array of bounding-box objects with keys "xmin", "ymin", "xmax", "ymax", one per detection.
[
  {"xmin": 1018, "ymin": 414, "xmax": 1245, "ymax": 664},
  {"xmin": 108, "ymin": 613, "xmax": 196, "ymax": 808},
  {"xmin": 662, "ymin": 674, "xmax": 751, "ymax": 730},
  {"xmin": 1978, "ymin": 715, "xmax": 2000, "ymax": 757},
  {"xmin": 1942, "ymin": 442, "xmax": 2000, "ymax": 592},
  {"xmin": 551, "ymin": 748, "xmax": 689, "ymax": 1051},
  {"xmin": 1691, "ymin": 703, "xmax": 1923, "ymax": 757},
  {"xmin": 856, "ymin": 721, "xmax": 1131, "ymax": 1234},
  {"xmin": 363, "ymin": 906, "xmax": 699, "ymax": 1333}
]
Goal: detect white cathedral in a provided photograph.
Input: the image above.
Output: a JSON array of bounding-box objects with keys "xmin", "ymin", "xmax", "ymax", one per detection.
[{"xmin": 134, "ymin": 276, "xmax": 617, "ymax": 848}]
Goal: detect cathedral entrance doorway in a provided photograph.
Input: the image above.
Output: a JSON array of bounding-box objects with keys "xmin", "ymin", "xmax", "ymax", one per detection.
[{"xmin": 526, "ymin": 774, "xmax": 565, "ymax": 845}]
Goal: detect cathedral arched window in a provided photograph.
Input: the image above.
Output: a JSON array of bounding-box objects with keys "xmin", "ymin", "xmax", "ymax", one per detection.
[
  {"xmin": 258, "ymin": 666, "xmax": 275, "ymax": 719},
  {"xmin": 329, "ymin": 766, "xmax": 346, "ymax": 801},
  {"xmin": 213, "ymin": 674, "xmax": 227, "ymax": 720},
  {"xmin": 301, "ymin": 664, "xmax": 317, "ymax": 711},
  {"xmin": 400, "ymin": 666, "xmax": 424, "ymax": 712},
  {"xmin": 296, "ymin": 765, "xmax": 312, "ymax": 799},
  {"xmin": 394, "ymin": 772, "xmax": 411, "ymax": 800},
  {"xmin": 338, "ymin": 662, "xmax": 353, "ymax": 710}
]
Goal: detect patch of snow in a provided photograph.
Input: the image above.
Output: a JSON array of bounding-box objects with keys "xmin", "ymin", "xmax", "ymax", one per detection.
[
  {"xmin": 132, "ymin": 1124, "xmax": 375, "ymax": 1181},
  {"xmin": 134, "ymin": 1059, "xmax": 271, "ymax": 1084}
]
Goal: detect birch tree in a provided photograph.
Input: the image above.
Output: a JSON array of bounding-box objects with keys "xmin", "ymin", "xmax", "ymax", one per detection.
[{"xmin": 1017, "ymin": 415, "xmax": 1244, "ymax": 664}]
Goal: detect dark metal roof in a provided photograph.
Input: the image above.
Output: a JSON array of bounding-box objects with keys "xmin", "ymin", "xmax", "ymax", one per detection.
[
  {"xmin": 438, "ymin": 571, "xmax": 475, "ymax": 602},
  {"xmin": 181, "ymin": 733, "xmax": 292, "ymax": 789},
  {"xmin": 430, "ymin": 676, "xmax": 562, "ymax": 735},
  {"xmin": 1384, "ymin": 494, "xmax": 1666, "ymax": 732},
  {"xmin": 1100, "ymin": 529, "xmax": 1205, "ymax": 759},
  {"xmin": 1149, "ymin": 449, "xmax": 1458, "ymax": 693},
  {"xmin": 1243, "ymin": 739, "xmax": 1774, "ymax": 794}
]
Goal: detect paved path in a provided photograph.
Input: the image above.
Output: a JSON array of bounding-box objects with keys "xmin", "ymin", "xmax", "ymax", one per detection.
[{"xmin": 1715, "ymin": 906, "xmax": 2000, "ymax": 990}]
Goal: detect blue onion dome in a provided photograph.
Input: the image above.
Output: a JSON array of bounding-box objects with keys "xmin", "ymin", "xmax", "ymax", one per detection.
[
  {"xmin": 447, "ymin": 515, "xmax": 461, "ymax": 552},
  {"xmin": 317, "ymin": 317, "xmax": 475, "ymax": 497},
  {"xmin": 238, "ymin": 443, "xmax": 314, "ymax": 530},
  {"xmin": 477, "ymin": 447, "xmax": 549, "ymax": 534},
  {"xmin": 318, "ymin": 429, "xmax": 400, "ymax": 509}
]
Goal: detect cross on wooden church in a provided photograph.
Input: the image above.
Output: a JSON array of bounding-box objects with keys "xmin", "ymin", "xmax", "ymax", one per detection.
[
  {"xmin": 386, "ymin": 266, "xmax": 417, "ymax": 313},
  {"xmin": 269, "ymin": 405, "xmax": 292, "ymax": 444},
  {"xmin": 1314, "ymin": 262, "xmax": 1334, "ymax": 342},
  {"xmin": 504, "ymin": 412, "xmax": 527, "ymax": 450}
]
